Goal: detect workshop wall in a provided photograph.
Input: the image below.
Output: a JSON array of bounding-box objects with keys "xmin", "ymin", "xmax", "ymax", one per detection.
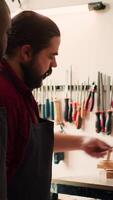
[
  {"xmin": 35, "ymin": 1, "xmax": 113, "ymax": 178},
  {"xmin": 7, "ymin": 0, "xmax": 113, "ymax": 177}
]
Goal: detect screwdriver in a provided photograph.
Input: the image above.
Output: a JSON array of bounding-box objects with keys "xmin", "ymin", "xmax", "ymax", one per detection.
[
  {"xmin": 41, "ymin": 86, "xmax": 46, "ymax": 119},
  {"xmin": 50, "ymin": 82, "xmax": 54, "ymax": 120},
  {"xmin": 45, "ymin": 79, "xmax": 50, "ymax": 119},
  {"xmin": 95, "ymin": 72, "xmax": 101, "ymax": 133},
  {"xmin": 111, "ymin": 80, "xmax": 113, "ymax": 108},
  {"xmin": 105, "ymin": 111, "xmax": 112, "ymax": 135},
  {"xmin": 84, "ymin": 77, "xmax": 89, "ymax": 116},
  {"xmin": 54, "ymin": 85, "xmax": 63, "ymax": 125},
  {"xmin": 54, "ymin": 98, "xmax": 63, "ymax": 124},
  {"xmin": 81, "ymin": 82, "xmax": 86, "ymax": 119},
  {"xmin": 75, "ymin": 83, "xmax": 82, "ymax": 129},
  {"xmin": 37, "ymin": 88, "xmax": 42, "ymax": 116},
  {"xmin": 64, "ymin": 70, "xmax": 69, "ymax": 122},
  {"xmin": 72, "ymin": 102, "xmax": 77, "ymax": 123},
  {"xmin": 100, "ymin": 73, "xmax": 106, "ymax": 133},
  {"xmin": 72, "ymin": 84, "xmax": 78, "ymax": 124},
  {"xmin": 105, "ymin": 76, "xmax": 112, "ymax": 135},
  {"xmin": 68, "ymin": 66, "xmax": 73, "ymax": 122}
]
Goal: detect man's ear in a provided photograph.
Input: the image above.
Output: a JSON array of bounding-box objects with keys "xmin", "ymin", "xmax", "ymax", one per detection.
[{"xmin": 20, "ymin": 45, "xmax": 32, "ymax": 62}]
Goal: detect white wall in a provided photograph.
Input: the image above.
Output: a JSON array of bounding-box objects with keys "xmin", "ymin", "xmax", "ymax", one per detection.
[
  {"xmin": 7, "ymin": 0, "xmax": 113, "ymax": 177},
  {"xmin": 6, "ymin": 0, "xmax": 98, "ymax": 12},
  {"xmin": 38, "ymin": 1, "xmax": 113, "ymax": 84},
  {"xmin": 35, "ymin": 1, "xmax": 113, "ymax": 178}
]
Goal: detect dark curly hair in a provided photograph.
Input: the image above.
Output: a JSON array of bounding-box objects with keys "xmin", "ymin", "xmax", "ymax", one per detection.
[{"xmin": 6, "ymin": 10, "xmax": 60, "ymax": 56}]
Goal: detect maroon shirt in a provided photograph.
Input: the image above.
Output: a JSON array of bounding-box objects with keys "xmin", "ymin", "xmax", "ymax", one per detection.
[{"xmin": 0, "ymin": 59, "xmax": 39, "ymax": 183}]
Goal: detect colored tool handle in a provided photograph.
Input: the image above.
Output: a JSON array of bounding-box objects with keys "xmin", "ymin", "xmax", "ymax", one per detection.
[
  {"xmin": 68, "ymin": 102, "xmax": 73, "ymax": 122},
  {"xmin": 45, "ymin": 98, "xmax": 50, "ymax": 118},
  {"xmin": 81, "ymin": 100, "xmax": 86, "ymax": 118},
  {"xmin": 42, "ymin": 104, "xmax": 46, "ymax": 119},
  {"xmin": 90, "ymin": 91, "xmax": 95, "ymax": 112},
  {"xmin": 95, "ymin": 112, "xmax": 101, "ymax": 133},
  {"xmin": 76, "ymin": 110, "xmax": 82, "ymax": 129},
  {"xmin": 64, "ymin": 98, "xmax": 69, "ymax": 121},
  {"xmin": 72, "ymin": 102, "xmax": 77, "ymax": 122},
  {"xmin": 85, "ymin": 92, "xmax": 91, "ymax": 110},
  {"xmin": 50, "ymin": 101, "xmax": 54, "ymax": 120},
  {"xmin": 105, "ymin": 111, "xmax": 112, "ymax": 135},
  {"xmin": 38, "ymin": 103, "xmax": 42, "ymax": 117},
  {"xmin": 100, "ymin": 112, "xmax": 106, "ymax": 133},
  {"xmin": 54, "ymin": 152, "xmax": 64, "ymax": 164},
  {"xmin": 54, "ymin": 99, "xmax": 63, "ymax": 124}
]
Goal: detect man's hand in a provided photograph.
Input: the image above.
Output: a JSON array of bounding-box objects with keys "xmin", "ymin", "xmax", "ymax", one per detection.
[{"xmin": 82, "ymin": 137, "xmax": 112, "ymax": 158}]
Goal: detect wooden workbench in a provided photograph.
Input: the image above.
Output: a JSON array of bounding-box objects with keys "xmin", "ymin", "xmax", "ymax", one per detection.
[{"xmin": 51, "ymin": 175, "xmax": 113, "ymax": 199}]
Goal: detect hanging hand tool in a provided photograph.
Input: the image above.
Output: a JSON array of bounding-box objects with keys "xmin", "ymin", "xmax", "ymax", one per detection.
[
  {"xmin": 68, "ymin": 66, "xmax": 73, "ymax": 122},
  {"xmin": 36, "ymin": 88, "xmax": 39, "ymax": 104},
  {"xmin": 72, "ymin": 84, "xmax": 77, "ymax": 123},
  {"xmin": 41, "ymin": 86, "xmax": 46, "ymax": 119},
  {"xmin": 37, "ymin": 88, "xmax": 42, "ymax": 116},
  {"xmin": 75, "ymin": 83, "xmax": 82, "ymax": 129},
  {"xmin": 53, "ymin": 85, "xmax": 65, "ymax": 164},
  {"xmin": 85, "ymin": 82, "xmax": 96, "ymax": 112},
  {"xmin": 86, "ymin": 76, "xmax": 90, "ymax": 98},
  {"xmin": 54, "ymin": 98, "xmax": 63, "ymax": 124},
  {"xmin": 64, "ymin": 70, "xmax": 69, "ymax": 122},
  {"xmin": 81, "ymin": 82, "xmax": 86, "ymax": 119},
  {"xmin": 50, "ymin": 82, "xmax": 54, "ymax": 120},
  {"xmin": 103, "ymin": 74, "xmax": 107, "ymax": 117},
  {"xmin": 84, "ymin": 77, "xmax": 89, "ymax": 116},
  {"xmin": 105, "ymin": 76, "xmax": 112, "ymax": 135},
  {"xmin": 54, "ymin": 85, "xmax": 63, "ymax": 125},
  {"xmin": 106, "ymin": 110, "xmax": 112, "ymax": 135},
  {"xmin": 111, "ymin": 80, "xmax": 113, "ymax": 108},
  {"xmin": 45, "ymin": 79, "xmax": 50, "ymax": 119},
  {"xmin": 100, "ymin": 73, "xmax": 106, "ymax": 133},
  {"xmin": 95, "ymin": 72, "xmax": 101, "ymax": 133}
]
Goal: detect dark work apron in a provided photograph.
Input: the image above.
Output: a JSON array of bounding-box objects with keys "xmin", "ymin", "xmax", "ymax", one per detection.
[
  {"xmin": 0, "ymin": 107, "xmax": 8, "ymax": 200},
  {"xmin": 7, "ymin": 118, "xmax": 54, "ymax": 200}
]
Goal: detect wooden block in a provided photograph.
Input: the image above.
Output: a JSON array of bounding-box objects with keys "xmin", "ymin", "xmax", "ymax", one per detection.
[
  {"xmin": 97, "ymin": 160, "xmax": 113, "ymax": 170},
  {"xmin": 106, "ymin": 170, "xmax": 113, "ymax": 179}
]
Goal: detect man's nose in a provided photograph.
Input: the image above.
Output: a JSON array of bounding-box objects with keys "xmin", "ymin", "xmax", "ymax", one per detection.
[{"xmin": 50, "ymin": 58, "xmax": 57, "ymax": 68}]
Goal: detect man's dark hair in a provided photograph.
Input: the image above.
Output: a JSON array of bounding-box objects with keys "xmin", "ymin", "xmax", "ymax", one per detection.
[{"xmin": 6, "ymin": 10, "xmax": 60, "ymax": 56}]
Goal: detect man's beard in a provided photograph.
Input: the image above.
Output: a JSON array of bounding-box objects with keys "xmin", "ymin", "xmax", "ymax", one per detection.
[
  {"xmin": 20, "ymin": 61, "xmax": 52, "ymax": 90},
  {"xmin": 0, "ymin": 49, "xmax": 2, "ymax": 59},
  {"xmin": 0, "ymin": 45, "xmax": 4, "ymax": 59}
]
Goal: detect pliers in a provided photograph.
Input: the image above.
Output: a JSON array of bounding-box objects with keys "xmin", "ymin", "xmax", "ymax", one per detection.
[{"xmin": 85, "ymin": 82, "xmax": 96, "ymax": 112}]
